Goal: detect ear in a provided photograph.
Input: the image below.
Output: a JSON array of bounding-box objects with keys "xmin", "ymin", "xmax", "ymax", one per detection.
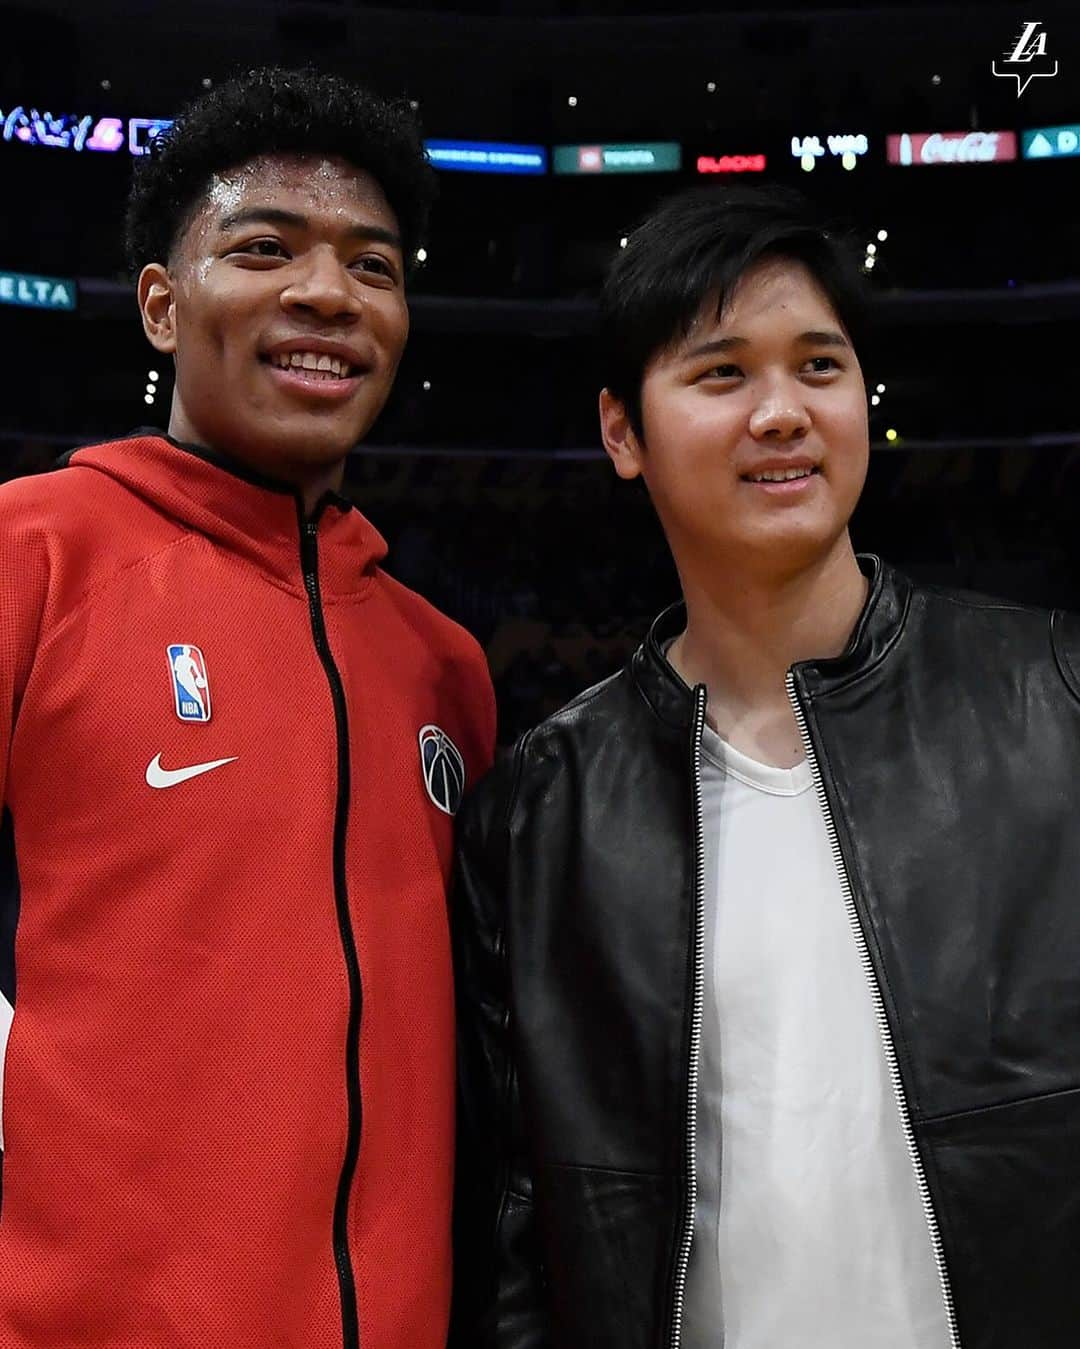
[
  {"xmin": 137, "ymin": 263, "xmax": 178, "ymax": 355},
  {"xmin": 599, "ymin": 387, "xmax": 645, "ymax": 481}
]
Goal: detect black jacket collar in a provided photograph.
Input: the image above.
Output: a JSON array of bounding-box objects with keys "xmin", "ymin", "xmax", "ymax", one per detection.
[{"xmin": 631, "ymin": 555, "xmax": 913, "ymax": 729}]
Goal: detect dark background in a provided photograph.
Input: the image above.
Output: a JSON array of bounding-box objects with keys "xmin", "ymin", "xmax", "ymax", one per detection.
[{"xmin": 2, "ymin": 0, "xmax": 1078, "ymax": 738}]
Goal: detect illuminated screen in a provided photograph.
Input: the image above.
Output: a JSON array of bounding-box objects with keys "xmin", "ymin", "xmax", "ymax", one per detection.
[
  {"xmin": 0, "ymin": 270, "xmax": 77, "ymax": 311},
  {"xmin": 0, "ymin": 107, "xmax": 173, "ymax": 155},
  {"xmin": 424, "ymin": 140, "xmax": 548, "ymax": 175},
  {"xmin": 1022, "ymin": 125, "xmax": 1080, "ymax": 159},
  {"xmin": 553, "ymin": 142, "xmax": 681, "ymax": 175},
  {"xmin": 697, "ymin": 153, "xmax": 767, "ymax": 174},
  {"xmin": 886, "ymin": 131, "xmax": 1018, "ymax": 166}
]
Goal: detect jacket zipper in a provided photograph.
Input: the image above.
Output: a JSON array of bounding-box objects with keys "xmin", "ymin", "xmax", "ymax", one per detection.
[
  {"xmin": 668, "ymin": 685, "xmax": 708, "ymax": 1349},
  {"xmin": 301, "ymin": 516, "xmax": 363, "ymax": 1349},
  {"xmin": 785, "ymin": 670, "xmax": 961, "ymax": 1349}
]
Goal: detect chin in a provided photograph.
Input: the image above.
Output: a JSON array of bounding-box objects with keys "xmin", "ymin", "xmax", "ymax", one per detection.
[{"xmin": 258, "ymin": 415, "xmax": 366, "ymax": 459}]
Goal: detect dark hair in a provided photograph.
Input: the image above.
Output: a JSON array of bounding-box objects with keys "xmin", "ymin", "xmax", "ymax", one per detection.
[
  {"xmin": 124, "ymin": 67, "xmax": 436, "ymax": 277},
  {"xmin": 600, "ymin": 184, "xmax": 870, "ymax": 437}
]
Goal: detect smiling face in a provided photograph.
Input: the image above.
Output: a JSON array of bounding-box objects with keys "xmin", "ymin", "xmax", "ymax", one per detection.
[
  {"xmin": 137, "ymin": 152, "xmax": 409, "ymax": 490},
  {"xmin": 600, "ymin": 255, "xmax": 869, "ymax": 585}
]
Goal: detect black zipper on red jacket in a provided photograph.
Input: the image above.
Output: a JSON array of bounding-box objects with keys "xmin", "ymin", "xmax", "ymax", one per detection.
[{"xmin": 300, "ymin": 513, "xmax": 363, "ymax": 1349}]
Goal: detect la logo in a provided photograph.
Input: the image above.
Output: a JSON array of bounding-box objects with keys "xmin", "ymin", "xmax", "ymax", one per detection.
[
  {"xmin": 1008, "ymin": 21, "xmax": 1047, "ymax": 60},
  {"xmin": 993, "ymin": 22, "xmax": 1058, "ymax": 97}
]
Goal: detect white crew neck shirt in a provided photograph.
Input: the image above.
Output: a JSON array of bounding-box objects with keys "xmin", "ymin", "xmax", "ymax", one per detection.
[{"xmin": 682, "ymin": 720, "xmax": 951, "ymax": 1349}]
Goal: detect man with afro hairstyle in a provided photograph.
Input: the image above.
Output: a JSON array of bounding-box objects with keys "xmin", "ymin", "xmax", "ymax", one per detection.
[{"xmin": 0, "ymin": 66, "xmax": 494, "ymax": 1349}]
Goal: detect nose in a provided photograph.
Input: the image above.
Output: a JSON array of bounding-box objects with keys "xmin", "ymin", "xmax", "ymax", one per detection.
[
  {"xmin": 279, "ymin": 247, "xmax": 362, "ymax": 322},
  {"xmin": 748, "ymin": 378, "xmax": 811, "ymax": 442}
]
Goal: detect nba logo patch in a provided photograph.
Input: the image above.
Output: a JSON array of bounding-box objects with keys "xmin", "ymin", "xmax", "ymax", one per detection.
[
  {"xmin": 419, "ymin": 724, "xmax": 466, "ymax": 816},
  {"xmin": 167, "ymin": 644, "xmax": 212, "ymax": 722}
]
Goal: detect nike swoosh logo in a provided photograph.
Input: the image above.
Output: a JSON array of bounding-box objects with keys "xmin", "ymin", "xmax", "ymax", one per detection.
[{"xmin": 145, "ymin": 753, "xmax": 238, "ymax": 789}]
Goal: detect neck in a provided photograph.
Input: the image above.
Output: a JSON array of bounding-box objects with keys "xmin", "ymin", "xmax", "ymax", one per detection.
[
  {"xmin": 166, "ymin": 409, "xmax": 346, "ymax": 520},
  {"xmin": 667, "ymin": 536, "xmax": 868, "ymax": 768}
]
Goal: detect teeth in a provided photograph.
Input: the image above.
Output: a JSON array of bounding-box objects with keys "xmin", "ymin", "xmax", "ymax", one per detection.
[
  {"xmin": 749, "ymin": 467, "xmax": 815, "ymax": 483},
  {"xmin": 270, "ymin": 351, "xmax": 352, "ymax": 378}
]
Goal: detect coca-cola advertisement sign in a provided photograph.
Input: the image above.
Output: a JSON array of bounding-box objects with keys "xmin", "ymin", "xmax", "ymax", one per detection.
[{"xmin": 886, "ymin": 131, "xmax": 1018, "ymax": 166}]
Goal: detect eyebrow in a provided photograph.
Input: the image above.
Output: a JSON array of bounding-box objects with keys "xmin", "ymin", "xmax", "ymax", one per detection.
[
  {"xmin": 682, "ymin": 329, "xmax": 849, "ymax": 360},
  {"xmin": 216, "ymin": 207, "xmax": 401, "ymax": 250}
]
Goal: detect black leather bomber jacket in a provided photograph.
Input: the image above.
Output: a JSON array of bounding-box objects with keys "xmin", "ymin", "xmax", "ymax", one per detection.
[{"xmin": 451, "ymin": 557, "xmax": 1080, "ymax": 1349}]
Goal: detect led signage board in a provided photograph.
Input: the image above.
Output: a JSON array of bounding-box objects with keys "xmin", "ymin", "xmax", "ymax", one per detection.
[
  {"xmin": 697, "ymin": 153, "xmax": 766, "ymax": 173},
  {"xmin": 0, "ymin": 270, "xmax": 76, "ymax": 311},
  {"xmin": 886, "ymin": 131, "xmax": 1017, "ymax": 166},
  {"xmin": 423, "ymin": 139, "xmax": 547, "ymax": 174},
  {"xmin": 1, "ymin": 107, "xmax": 172, "ymax": 154},
  {"xmin": 790, "ymin": 133, "xmax": 869, "ymax": 170},
  {"xmin": 1022, "ymin": 125, "xmax": 1080, "ymax": 159},
  {"xmin": 553, "ymin": 142, "xmax": 681, "ymax": 175}
]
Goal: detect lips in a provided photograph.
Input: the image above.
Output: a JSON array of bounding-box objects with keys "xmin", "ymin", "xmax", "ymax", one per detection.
[
  {"xmin": 260, "ymin": 336, "xmax": 371, "ymax": 377},
  {"xmin": 259, "ymin": 337, "xmax": 372, "ymax": 402},
  {"xmin": 742, "ymin": 465, "xmax": 819, "ymax": 484},
  {"xmin": 267, "ymin": 350, "xmax": 356, "ymax": 380}
]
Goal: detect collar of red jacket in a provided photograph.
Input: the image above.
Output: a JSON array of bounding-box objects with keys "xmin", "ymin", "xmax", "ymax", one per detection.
[{"xmin": 66, "ymin": 431, "xmax": 388, "ymax": 599}]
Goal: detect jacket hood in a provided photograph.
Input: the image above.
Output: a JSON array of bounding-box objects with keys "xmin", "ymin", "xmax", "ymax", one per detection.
[
  {"xmin": 631, "ymin": 555, "xmax": 912, "ymax": 729},
  {"xmin": 67, "ymin": 431, "xmax": 388, "ymax": 598}
]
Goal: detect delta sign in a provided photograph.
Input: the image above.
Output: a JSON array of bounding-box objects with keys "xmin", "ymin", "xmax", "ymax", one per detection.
[{"xmin": 1022, "ymin": 125, "xmax": 1080, "ymax": 160}]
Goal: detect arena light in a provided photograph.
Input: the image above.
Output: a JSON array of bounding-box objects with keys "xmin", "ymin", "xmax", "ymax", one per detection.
[
  {"xmin": 424, "ymin": 139, "xmax": 548, "ymax": 176},
  {"xmin": 415, "ymin": 248, "xmax": 428, "ymax": 263},
  {"xmin": 876, "ymin": 383, "xmax": 886, "ymax": 394},
  {"xmin": 1022, "ymin": 125, "xmax": 1080, "ymax": 160},
  {"xmin": 706, "ymin": 82, "xmax": 717, "ymax": 94},
  {"xmin": 871, "ymin": 394, "xmax": 881, "ymax": 406},
  {"xmin": 885, "ymin": 428, "xmax": 899, "ymax": 442},
  {"xmin": 877, "ymin": 229, "xmax": 889, "ymax": 242},
  {"xmin": 697, "ymin": 153, "xmax": 766, "ymax": 174},
  {"xmin": 0, "ymin": 269, "xmax": 76, "ymax": 311},
  {"xmin": 886, "ymin": 131, "xmax": 1017, "ymax": 166},
  {"xmin": 554, "ymin": 142, "xmax": 681, "ymax": 175}
]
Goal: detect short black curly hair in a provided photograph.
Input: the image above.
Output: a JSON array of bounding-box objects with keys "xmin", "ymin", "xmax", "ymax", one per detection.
[{"xmin": 124, "ymin": 66, "xmax": 436, "ymax": 277}]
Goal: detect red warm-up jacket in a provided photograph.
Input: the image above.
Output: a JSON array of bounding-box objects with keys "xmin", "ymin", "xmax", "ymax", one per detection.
[{"xmin": 0, "ymin": 432, "xmax": 496, "ymax": 1348}]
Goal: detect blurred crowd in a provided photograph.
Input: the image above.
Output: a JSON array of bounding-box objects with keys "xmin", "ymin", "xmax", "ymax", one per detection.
[{"xmin": 7, "ymin": 436, "xmax": 1080, "ymax": 746}]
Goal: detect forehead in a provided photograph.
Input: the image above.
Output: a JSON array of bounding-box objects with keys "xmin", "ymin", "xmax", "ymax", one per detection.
[
  {"xmin": 182, "ymin": 153, "xmax": 397, "ymax": 244},
  {"xmin": 684, "ymin": 256, "xmax": 843, "ymax": 346}
]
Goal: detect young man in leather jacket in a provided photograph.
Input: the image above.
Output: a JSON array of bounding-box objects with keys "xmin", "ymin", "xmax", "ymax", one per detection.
[{"xmin": 452, "ymin": 184, "xmax": 1080, "ymax": 1349}]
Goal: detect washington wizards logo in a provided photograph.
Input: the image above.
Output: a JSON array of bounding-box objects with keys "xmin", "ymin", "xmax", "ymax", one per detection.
[{"xmin": 419, "ymin": 724, "xmax": 466, "ymax": 816}]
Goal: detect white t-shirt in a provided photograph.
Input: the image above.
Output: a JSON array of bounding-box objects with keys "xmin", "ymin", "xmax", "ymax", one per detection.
[{"xmin": 682, "ymin": 721, "xmax": 951, "ymax": 1349}]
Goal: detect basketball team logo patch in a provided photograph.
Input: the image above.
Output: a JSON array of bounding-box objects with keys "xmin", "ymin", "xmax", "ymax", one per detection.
[
  {"xmin": 419, "ymin": 724, "xmax": 466, "ymax": 816},
  {"xmin": 167, "ymin": 644, "xmax": 212, "ymax": 722}
]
